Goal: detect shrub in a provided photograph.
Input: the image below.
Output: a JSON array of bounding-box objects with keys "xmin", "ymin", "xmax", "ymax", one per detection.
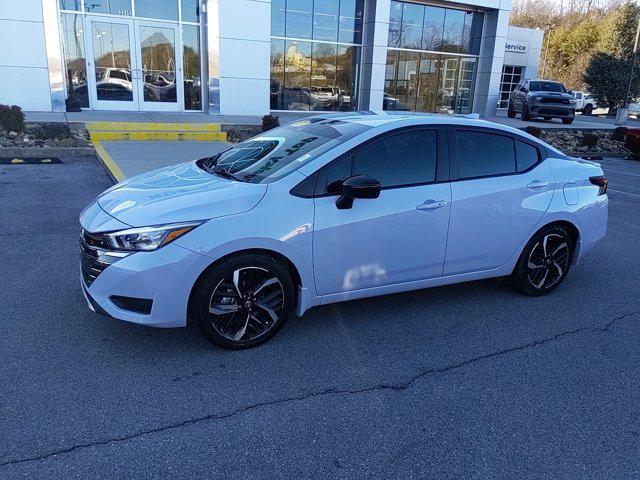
[
  {"xmin": 34, "ymin": 123, "xmax": 71, "ymax": 140},
  {"xmin": 624, "ymin": 128, "xmax": 640, "ymax": 157},
  {"xmin": 581, "ymin": 132, "xmax": 599, "ymax": 147},
  {"xmin": 262, "ymin": 114, "xmax": 279, "ymax": 131},
  {"xmin": 0, "ymin": 104, "xmax": 25, "ymax": 132},
  {"xmin": 611, "ymin": 126, "xmax": 628, "ymax": 141},
  {"xmin": 524, "ymin": 125, "xmax": 543, "ymax": 138}
]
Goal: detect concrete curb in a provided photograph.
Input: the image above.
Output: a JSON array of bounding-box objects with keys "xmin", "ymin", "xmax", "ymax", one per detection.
[
  {"xmin": 93, "ymin": 141, "xmax": 124, "ymax": 183},
  {"xmin": 0, "ymin": 147, "xmax": 95, "ymax": 157}
]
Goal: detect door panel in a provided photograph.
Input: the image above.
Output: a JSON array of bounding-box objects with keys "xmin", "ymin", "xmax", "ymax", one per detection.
[
  {"xmin": 136, "ymin": 21, "xmax": 182, "ymax": 111},
  {"xmin": 86, "ymin": 18, "xmax": 138, "ymax": 111},
  {"xmin": 313, "ymin": 184, "xmax": 451, "ymax": 296},
  {"xmin": 444, "ymin": 160, "xmax": 554, "ymax": 275}
]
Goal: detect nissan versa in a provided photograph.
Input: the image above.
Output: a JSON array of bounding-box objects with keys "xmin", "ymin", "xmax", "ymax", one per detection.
[{"xmin": 80, "ymin": 114, "xmax": 608, "ymax": 349}]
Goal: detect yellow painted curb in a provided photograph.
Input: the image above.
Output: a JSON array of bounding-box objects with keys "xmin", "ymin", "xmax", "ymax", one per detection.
[
  {"xmin": 86, "ymin": 122, "xmax": 222, "ymax": 132},
  {"xmin": 93, "ymin": 141, "xmax": 125, "ymax": 182},
  {"xmin": 89, "ymin": 131, "xmax": 227, "ymax": 142}
]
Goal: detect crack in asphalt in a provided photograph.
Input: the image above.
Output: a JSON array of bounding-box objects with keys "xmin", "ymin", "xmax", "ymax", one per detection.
[{"xmin": 1, "ymin": 309, "xmax": 638, "ymax": 469}]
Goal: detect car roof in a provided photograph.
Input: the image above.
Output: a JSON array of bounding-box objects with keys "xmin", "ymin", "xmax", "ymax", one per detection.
[{"xmin": 285, "ymin": 111, "xmax": 564, "ymax": 155}]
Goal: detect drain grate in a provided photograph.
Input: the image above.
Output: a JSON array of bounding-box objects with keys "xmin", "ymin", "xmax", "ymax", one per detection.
[{"xmin": 0, "ymin": 157, "xmax": 63, "ymax": 165}]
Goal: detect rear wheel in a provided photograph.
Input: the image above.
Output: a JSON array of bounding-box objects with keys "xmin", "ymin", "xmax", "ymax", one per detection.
[
  {"xmin": 190, "ymin": 254, "xmax": 295, "ymax": 349},
  {"xmin": 512, "ymin": 226, "xmax": 574, "ymax": 296}
]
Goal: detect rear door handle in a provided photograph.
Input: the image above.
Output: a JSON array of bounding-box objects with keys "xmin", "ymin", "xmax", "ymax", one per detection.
[
  {"xmin": 417, "ymin": 200, "xmax": 446, "ymax": 211},
  {"xmin": 527, "ymin": 180, "xmax": 549, "ymax": 189}
]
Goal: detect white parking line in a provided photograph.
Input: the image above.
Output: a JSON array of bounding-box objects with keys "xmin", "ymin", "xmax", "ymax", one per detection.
[
  {"xmin": 609, "ymin": 188, "xmax": 640, "ymax": 197},
  {"xmin": 603, "ymin": 168, "xmax": 640, "ymax": 178}
]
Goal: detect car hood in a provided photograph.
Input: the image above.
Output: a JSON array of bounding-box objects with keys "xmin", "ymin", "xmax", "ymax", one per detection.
[{"xmin": 97, "ymin": 161, "xmax": 267, "ymax": 227}]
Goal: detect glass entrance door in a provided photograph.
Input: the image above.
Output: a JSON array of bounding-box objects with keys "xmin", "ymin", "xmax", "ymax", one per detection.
[
  {"xmin": 135, "ymin": 21, "xmax": 182, "ymax": 112},
  {"xmin": 85, "ymin": 16, "xmax": 183, "ymax": 111},
  {"xmin": 86, "ymin": 17, "xmax": 138, "ymax": 111}
]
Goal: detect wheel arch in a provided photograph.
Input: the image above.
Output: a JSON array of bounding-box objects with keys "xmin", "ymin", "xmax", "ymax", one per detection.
[{"xmin": 187, "ymin": 248, "xmax": 305, "ymax": 325}]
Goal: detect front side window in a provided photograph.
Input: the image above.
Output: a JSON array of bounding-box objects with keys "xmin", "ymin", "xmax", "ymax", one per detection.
[
  {"xmin": 352, "ymin": 130, "xmax": 437, "ymax": 187},
  {"xmin": 198, "ymin": 119, "xmax": 371, "ymax": 184},
  {"xmin": 457, "ymin": 130, "xmax": 515, "ymax": 179}
]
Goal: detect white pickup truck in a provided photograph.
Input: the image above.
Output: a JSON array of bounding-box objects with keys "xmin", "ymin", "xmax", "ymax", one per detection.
[{"xmin": 571, "ymin": 91, "xmax": 596, "ymax": 115}]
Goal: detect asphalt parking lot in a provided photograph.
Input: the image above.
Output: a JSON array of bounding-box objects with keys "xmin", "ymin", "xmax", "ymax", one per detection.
[{"xmin": 1, "ymin": 154, "xmax": 639, "ymax": 479}]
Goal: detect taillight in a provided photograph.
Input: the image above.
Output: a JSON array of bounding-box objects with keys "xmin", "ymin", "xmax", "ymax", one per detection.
[{"xmin": 589, "ymin": 176, "xmax": 608, "ymax": 195}]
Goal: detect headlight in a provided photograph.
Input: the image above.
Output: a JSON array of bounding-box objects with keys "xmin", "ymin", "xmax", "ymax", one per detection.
[
  {"xmin": 105, "ymin": 222, "xmax": 203, "ymax": 252},
  {"xmin": 533, "ymin": 96, "xmax": 543, "ymax": 102}
]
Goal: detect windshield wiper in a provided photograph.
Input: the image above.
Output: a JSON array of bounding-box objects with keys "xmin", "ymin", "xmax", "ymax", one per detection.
[{"xmin": 212, "ymin": 165, "xmax": 242, "ymax": 181}]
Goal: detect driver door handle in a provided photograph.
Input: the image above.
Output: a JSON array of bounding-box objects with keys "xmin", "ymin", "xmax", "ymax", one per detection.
[
  {"xmin": 527, "ymin": 180, "xmax": 549, "ymax": 189},
  {"xmin": 417, "ymin": 200, "xmax": 446, "ymax": 211}
]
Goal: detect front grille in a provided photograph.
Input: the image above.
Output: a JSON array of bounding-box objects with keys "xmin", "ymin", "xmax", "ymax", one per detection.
[
  {"xmin": 540, "ymin": 97, "xmax": 570, "ymax": 105},
  {"xmin": 80, "ymin": 230, "xmax": 117, "ymax": 287},
  {"xmin": 538, "ymin": 108, "xmax": 570, "ymax": 116}
]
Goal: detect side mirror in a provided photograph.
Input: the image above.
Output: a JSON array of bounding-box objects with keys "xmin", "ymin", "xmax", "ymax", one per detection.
[{"xmin": 335, "ymin": 174, "xmax": 381, "ymax": 209}]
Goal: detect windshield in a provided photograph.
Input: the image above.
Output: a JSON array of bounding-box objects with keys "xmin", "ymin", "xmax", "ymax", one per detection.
[
  {"xmin": 529, "ymin": 81, "xmax": 567, "ymax": 93},
  {"xmin": 197, "ymin": 118, "xmax": 371, "ymax": 183}
]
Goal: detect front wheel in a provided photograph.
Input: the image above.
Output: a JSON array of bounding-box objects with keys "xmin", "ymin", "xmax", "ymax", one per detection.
[
  {"xmin": 521, "ymin": 103, "xmax": 532, "ymax": 121},
  {"xmin": 512, "ymin": 226, "xmax": 574, "ymax": 296},
  {"xmin": 583, "ymin": 104, "xmax": 593, "ymax": 115},
  {"xmin": 562, "ymin": 115, "xmax": 574, "ymax": 125},
  {"xmin": 507, "ymin": 102, "xmax": 517, "ymax": 118},
  {"xmin": 189, "ymin": 254, "xmax": 295, "ymax": 349}
]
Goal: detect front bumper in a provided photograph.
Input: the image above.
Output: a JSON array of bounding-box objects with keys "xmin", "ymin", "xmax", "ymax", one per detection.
[
  {"xmin": 530, "ymin": 103, "xmax": 575, "ymax": 118},
  {"xmin": 80, "ymin": 242, "xmax": 213, "ymax": 328}
]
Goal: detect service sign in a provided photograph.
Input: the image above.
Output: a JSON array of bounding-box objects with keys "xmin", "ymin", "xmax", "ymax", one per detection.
[{"xmin": 505, "ymin": 41, "xmax": 528, "ymax": 54}]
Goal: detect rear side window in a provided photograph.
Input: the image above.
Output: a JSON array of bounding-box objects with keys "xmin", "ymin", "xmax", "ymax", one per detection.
[
  {"xmin": 352, "ymin": 130, "xmax": 437, "ymax": 188},
  {"xmin": 457, "ymin": 131, "xmax": 515, "ymax": 179},
  {"xmin": 515, "ymin": 140, "xmax": 539, "ymax": 172}
]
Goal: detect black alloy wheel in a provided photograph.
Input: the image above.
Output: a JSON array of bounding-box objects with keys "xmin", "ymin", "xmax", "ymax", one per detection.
[
  {"xmin": 507, "ymin": 101, "xmax": 517, "ymax": 118},
  {"xmin": 190, "ymin": 254, "xmax": 294, "ymax": 349},
  {"xmin": 522, "ymin": 102, "xmax": 532, "ymax": 121},
  {"xmin": 513, "ymin": 226, "xmax": 573, "ymax": 296}
]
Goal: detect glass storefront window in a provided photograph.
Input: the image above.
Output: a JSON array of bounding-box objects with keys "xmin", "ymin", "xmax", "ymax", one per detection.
[
  {"xmin": 287, "ymin": 0, "xmax": 313, "ymax": 39},
  {"xmin": 400, "ymin": 2, "xmax": 423, "ymax": 49},
  {"xmin": 181, "ymin": 0, "xmax": 199, "ymax": 23},
  {"xmin": 61, "ymin": 13, "xmax": 89, "ymax": 108},
  {"xmin": 284, "ymin": 40, "xmax": 312, "ymax": 110},
  {"xmin": 182, "ymin": 25, "xmax": 201, "ymax": 110},
  {"xmin": 135, "ymin": 0, "xmax": 178, "ymax": 21},
  {"xmin": 59, "ymin": 0, "xmax": 82, "ymax": 11},
  {"xmin": 422, "ymin": 6, "xmax": 445, "ymax": 51},
  {"xmin": 388, "ymin": 1, "xmax": 403, "ymax": 48},
  {"xmin": 386, "ymin": 1, "xmax": 481, "ymax": 113},
  {"xmin": 84, "ymin": 0, "xmax": 132, "ymax": 15},
  {"xmin": 338, "ymin": 0, "xmax": 363, "ymax": 44},
  {"xmin": 272, "ymin": 0, "xmax": 286, "ymax": 37},
  {"xmin": 313, "ymin": 0, "xmax": 339, "ymax": 42},
  {"xmin": 271, "ymin": 1, "xmax": 362, "ymax": 111},
  {"xmin": 442, "ymin": 9, "xmax": 465, "ymax": 53},
  {"xmin": 139, "ymin": 25, "xmax": 177, "ymax": 103}
]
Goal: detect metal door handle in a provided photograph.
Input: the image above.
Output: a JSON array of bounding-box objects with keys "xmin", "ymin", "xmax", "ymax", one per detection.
[
  {"xmin": 417, "ymin": 200, "xmax": 446, "ymax": 211},
  {"xmin": 527, "ymin": 180, "xmax": 549, "ymax": 189}
]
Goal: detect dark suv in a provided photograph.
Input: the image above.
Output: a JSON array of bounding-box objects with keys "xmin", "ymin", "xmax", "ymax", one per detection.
[{"xmin": 508, "ymin": 79, "xmax": 576, "ymax": 124}]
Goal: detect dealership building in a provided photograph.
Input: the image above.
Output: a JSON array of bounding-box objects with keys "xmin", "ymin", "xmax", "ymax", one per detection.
[{"xmin": 1, "ymin": 0, "xmax": 543, "ymax": 118}]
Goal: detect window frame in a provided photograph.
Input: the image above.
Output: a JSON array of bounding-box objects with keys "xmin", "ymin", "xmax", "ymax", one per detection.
[{"xmin": 448, "ymin": 125, "xmax": 547, "ymax": 182}]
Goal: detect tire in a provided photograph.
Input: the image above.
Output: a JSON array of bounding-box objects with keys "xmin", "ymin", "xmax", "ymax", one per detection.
[
  {"xmin": 521, "ymin": 103, "xmax": 532, "ymax": 121},
  {"xmin": 544, "ymin": 116, "xmax": 552, "ymax": 121},
  {"xmin": 562, "ymin": 116, "xmax": 574, "ymax": 125},
  {"xmin": 512, "ymin": 226, "xmax": 574, "ymax": 296},
  {"xmin": 582, "ymin": 104, "xmax": 593, "ymax": 116},
  {"xmin": 507, "ymin": 102, "xmax": 516, "ymax": 118},
  {"xmin": 189, "ymin": 253, "xmax": 295, "ymax": 349}
]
